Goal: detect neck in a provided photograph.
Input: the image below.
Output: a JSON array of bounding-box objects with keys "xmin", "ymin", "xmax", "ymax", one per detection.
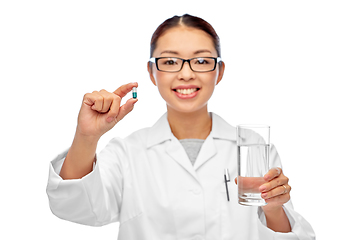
[{"xmin": 167, "ymin": 106, "xmax": 212, "ymax": 140}]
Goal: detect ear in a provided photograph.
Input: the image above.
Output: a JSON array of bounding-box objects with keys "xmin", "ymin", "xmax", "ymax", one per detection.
[
  {"xmin": 216, "ymin": 61, "xmax": 225, "ymax": 85},
  {"xmin": 147, "ymin": 62, "xmax": 157, "ymax": 86}
]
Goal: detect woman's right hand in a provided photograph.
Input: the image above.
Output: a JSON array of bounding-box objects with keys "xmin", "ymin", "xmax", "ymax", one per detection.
[{"xmin": 76, "ymin": 82, "xmax": 138, "ymax": 139}]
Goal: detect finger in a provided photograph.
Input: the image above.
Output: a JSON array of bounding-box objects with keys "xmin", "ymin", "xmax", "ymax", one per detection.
[
  {"xmin": 264, "ymin": 190, "xmax": 291, "ymax": 205},
  {"xmin": 264, "ymin": 167, "xmax": 282, "ymax": 182},
  {"xmin": 113, "ymin": 82, "xmax": 138, "ymax": 98},
  {"xmin": 259, "ymin": 174, "xmax": 289, "ymax": 193},
  {"xmin": 99, "ymin": 89, "xmax": 114, "ymax": 113},
  {"xmin": 261, "ymin": 184, "xmax": 292, "ymax": 200},
  {"xmin": 106, "ymin": 94, "xmax": 121, "ymax": 123},
  {"xmin": 83, "ymin": 92, "xmax": 95, "ymax": 107},
  {"xmin": 90, "ymin": 91, "xmax": 104, "ymax": 112},
  {"xmin": 115, "ymin": 98, "xmax": 138, "ymax": 122}
]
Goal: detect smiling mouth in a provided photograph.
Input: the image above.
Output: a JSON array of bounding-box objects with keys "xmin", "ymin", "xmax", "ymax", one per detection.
[{"xmin": 173, "ymin": 88, "xmax": 200, "ymax": 95}]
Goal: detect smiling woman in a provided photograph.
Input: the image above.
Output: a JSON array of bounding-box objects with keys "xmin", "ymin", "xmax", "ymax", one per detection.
[
  {"xmin": 46, "ymin": 13, "xmax": 315, "ymax": 240},
  {"xmin": 147, "ymin": 25, "xmax": 225, "ymax": 120}
]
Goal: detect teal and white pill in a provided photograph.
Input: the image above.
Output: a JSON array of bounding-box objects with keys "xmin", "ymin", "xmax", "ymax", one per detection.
[{"xmin": 132, "ymin": 87, "xmax": 137, "ymax": 99}]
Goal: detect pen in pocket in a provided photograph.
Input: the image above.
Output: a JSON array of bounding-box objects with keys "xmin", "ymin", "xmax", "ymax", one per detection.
[{"xmin": 224, "ymin": 168, "xmax": 230, "ymax": 201}]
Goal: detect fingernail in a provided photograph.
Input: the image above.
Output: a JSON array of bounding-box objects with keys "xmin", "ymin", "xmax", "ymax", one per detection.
[
  {"xmin": 261, "ymin": 193, "xmax": 267, "ymax": 199},
  {"xmin": 107, "ymin": 117, "xmax": 114, "ymax": 123},
  {"xmin": 259, "ymin": 185, "xmax": 266, "ymax": 192}
]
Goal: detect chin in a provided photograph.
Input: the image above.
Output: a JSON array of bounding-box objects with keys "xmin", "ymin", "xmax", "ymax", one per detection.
[{"xmin": 166, "ymin": 103, "xmax": 208, "ymax": 114}]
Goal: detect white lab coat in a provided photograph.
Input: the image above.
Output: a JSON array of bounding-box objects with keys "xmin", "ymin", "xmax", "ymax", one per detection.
[{"xmin": 46, "ymin": 112, "xmax": 315, "ymax": 240}]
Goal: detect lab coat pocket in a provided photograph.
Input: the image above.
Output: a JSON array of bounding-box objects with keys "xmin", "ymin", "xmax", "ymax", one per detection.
[
  {"xmin": 220, "ymin": 183, "xmax": 238, "ymax": 239},
  {"xmin": 220, "ymin": 183, "xmax": 258, "ymax": 240}
]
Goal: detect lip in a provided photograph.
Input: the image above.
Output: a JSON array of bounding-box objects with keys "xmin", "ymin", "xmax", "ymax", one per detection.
[
  {"xmin": 172, "ymin": 85, "xmax": 201, "ymax": 99},
  {"xmin": 172, "ymin": 84, "xmax": 200, "ymax": 90}
]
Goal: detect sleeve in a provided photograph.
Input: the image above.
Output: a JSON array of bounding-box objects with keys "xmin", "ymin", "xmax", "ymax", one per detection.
[
  {"xmin": 46, "ymin": 138, "xmax": 129, "ymax": 227},
  {"xmin": 256, "ymin": 144, "xmax": 316, "ymax": 240}
]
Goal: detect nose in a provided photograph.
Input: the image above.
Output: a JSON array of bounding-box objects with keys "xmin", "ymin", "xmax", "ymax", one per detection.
[{"xmin": 178, "ymin": 61, "xmax": 195, "ymax": 81}]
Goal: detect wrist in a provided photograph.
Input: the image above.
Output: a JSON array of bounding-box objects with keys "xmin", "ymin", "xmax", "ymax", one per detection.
[
  {"xmin": 261, "ymin": 204, "xmax": 284, "ymax": 215},
  {"xmin": 261, "ymin": 204, "xmax": 291, "ymax": 233},
  {"xmin": 75, "ymin": 127, "xmax": 101, "ymax": 144}
]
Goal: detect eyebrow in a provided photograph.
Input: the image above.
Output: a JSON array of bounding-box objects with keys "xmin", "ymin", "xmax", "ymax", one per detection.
[
  {"xmin": 160, "ymin": 49, "xmax": 212, "ymax": 56},
  {"xmin": 194, "ymin": 49, "xmax": 212, "ymax": 55},
  {"xmin": 160, "ymin": 50, "xmax": 179, "ymax": 55}
]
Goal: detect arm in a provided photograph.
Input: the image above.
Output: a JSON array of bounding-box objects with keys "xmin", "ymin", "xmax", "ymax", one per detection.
[
  {"xmin": 259, "ymin": 167, "xmax": 292, "ymax": 233},
  {"xmin": 59, "ymin": 132, "xmax": 98, "ymax": 179},
  {"xmin": 263, "ymin": 207, "xmax": 291, "ymax": 233},
  {"xmin": 46, "ymin": 82, "xmax": 139, "ymax": 226},
  {"xmin": 256, "ymin": 144, "xmax": 315, "ymax": 239}
]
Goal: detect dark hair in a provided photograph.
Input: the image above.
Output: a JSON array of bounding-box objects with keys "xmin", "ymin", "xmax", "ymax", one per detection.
[{"xmin": 150, "ymin": 14, "xmax": 221, "ymax": 58}]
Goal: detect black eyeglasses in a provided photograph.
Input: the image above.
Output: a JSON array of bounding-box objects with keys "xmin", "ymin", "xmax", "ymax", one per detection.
[{"xmin": 149, "ymin": 57, "xmax": 222, "ymax": 73}]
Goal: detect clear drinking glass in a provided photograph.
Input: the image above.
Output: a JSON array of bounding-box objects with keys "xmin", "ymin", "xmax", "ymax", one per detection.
[{"xmin": 236, "ymin": 125, "xmax": 270, "ymax": 206}]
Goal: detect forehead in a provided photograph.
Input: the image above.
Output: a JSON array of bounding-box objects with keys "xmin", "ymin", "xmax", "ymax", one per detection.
[{"xmin": 153, "ymin": 26, "xmax": 216, "ymax": 57}]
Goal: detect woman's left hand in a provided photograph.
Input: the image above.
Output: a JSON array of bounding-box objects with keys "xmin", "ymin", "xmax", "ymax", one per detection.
[{"xmin": 259, "ymin": 167, "xmax": 291, "ymax": 210}]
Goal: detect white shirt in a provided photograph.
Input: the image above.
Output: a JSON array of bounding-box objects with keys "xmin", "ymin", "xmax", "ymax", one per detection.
[{"xmin": 46, "ymin": 112, "xmax": 315, "ymax": 240}]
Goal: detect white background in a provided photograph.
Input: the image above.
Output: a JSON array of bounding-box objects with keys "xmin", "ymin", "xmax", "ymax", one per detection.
[{"xmin": 1, "ymin": 0, "xmax": 359, "ymax": 239}]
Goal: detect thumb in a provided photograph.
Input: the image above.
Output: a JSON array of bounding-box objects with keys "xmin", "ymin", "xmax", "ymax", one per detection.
[{"xmin": 114, "ymin": 98, "xmax": 138, "ymax": 123}]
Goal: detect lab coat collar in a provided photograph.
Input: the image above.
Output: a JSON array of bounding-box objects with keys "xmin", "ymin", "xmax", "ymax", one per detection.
[
  {"xmin": 146, "ymin": 113, "xmax": 172, "ymax": 148},
  {"xmin": 211, "ymin": 112, "xmax": 236, "ymax": 142},
  {"xmin": 146, "ymin": 112, "xmax": 235, "ymax": 149}
]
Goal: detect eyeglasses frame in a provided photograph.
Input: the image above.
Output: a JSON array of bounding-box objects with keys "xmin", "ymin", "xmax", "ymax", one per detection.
[{"xmin": 149, "ymin": 57, "xmax": 222, "ymax": 73}]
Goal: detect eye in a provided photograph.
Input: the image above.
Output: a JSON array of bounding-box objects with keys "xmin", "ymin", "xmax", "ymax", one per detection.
[
  {"xmin": 194, "ymin": 58, "xmax": 210, "ymax": 64},
  {"xmin": 161, "ymin": 58, "xmax": 178, "ymax": 65},
  {"xmin": 165, "ymin": 60, "xmax": 175, "ymax": 65}
]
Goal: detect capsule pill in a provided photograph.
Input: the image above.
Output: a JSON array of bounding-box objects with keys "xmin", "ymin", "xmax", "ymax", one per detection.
[{"xmin": 132, "ymin": 87, "xmax": 137, "ymax": 99}]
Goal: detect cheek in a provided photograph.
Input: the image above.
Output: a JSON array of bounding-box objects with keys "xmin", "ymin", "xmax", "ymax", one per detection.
[
  {"xmin": 201, "ymin": 73, "xmax": 218, "ymax": 99},
  {"xmin": 153, "ymin": 72, "xmax": 173, "ymax": 100},
  {"xmin": 204, "ymin": 72, "xmax": 219, "ymax": 89},
  {"xmin": 154, "ymin": 71, "xmax": 168, "ymax": 83},
  {"xmin": 154, "ymin": 72, "xmax": 170, "ymax": 90}
]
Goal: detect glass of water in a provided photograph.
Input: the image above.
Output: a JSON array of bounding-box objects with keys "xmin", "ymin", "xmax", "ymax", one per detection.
[{"xmin": 236, "ymin": 125, "xmax": 270, "ymax": 206}]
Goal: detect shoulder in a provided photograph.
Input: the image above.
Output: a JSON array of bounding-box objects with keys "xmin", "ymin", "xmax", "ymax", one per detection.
[
  {"xmin": 124, "ymin": 127, "xmax": 151, "ymax": 146},
  {"xmin": 98, "ymin": 127, "xmax": 151, "ymax": 163},
  {"xmin": 106, "ymin": 127, "xmax": 151, "ymax": 147},
  {"xmin": 106, "ymin": 112, "xmax": 169, "ymax": 152}
]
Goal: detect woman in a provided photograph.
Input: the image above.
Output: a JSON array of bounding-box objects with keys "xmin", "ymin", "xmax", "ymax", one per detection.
[{"xmin": 47, "ymin": 14, "xmax": 315, "ymax": 239}]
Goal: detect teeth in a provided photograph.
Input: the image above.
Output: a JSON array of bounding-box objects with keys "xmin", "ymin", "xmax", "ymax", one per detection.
[{"xmin": 175, "ymin": 88, "xmax": 197, "ymax": 95}]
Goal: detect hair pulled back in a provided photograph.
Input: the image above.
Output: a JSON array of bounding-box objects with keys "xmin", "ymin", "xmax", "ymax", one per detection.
[{"xmin": 150, "ymin": 14, "xmax": 221, "ymax": 58}]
